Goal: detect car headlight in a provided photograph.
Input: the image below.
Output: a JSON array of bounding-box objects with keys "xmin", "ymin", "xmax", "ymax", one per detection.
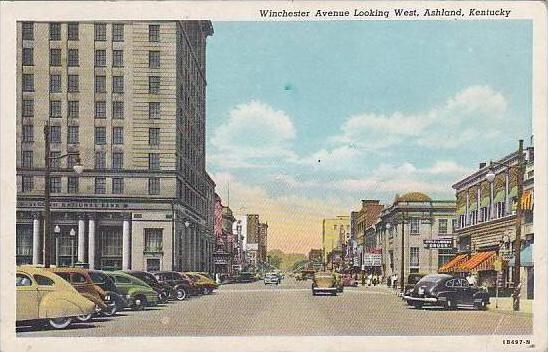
[{"xmin": 125, "ymin": 294, "xmax": 131, "ymax": 299}]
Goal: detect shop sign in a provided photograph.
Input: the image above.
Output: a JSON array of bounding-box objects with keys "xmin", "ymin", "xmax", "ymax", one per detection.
[{"xmin": 423, "ymin": 238, "xmax": 453, "ymax": 249}]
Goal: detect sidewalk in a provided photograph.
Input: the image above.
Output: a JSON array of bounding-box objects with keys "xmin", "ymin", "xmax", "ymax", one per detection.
[{"xmin": 488, "ymin": 297, "xmax": 533, "ymax": 316}]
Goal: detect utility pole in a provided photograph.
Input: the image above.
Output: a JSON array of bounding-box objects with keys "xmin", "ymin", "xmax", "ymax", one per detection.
[{"xmin": 513, "ymin": 139, "xmax": 524, "ymax": 311}]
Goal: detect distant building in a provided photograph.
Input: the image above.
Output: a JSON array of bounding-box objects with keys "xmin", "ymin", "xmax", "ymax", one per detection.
[
  {"xmin": 258, "ymin": 222, "xmax": 268, "ymax": 262},
  {"xmin": 322, "ymin": 216, "xmax": 350, "ymax": 267}
]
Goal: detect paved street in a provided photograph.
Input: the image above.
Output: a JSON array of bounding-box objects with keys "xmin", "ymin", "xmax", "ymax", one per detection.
[{"xmin": 17, "ymin": 278, "xmax": 532, "ymax": 337}]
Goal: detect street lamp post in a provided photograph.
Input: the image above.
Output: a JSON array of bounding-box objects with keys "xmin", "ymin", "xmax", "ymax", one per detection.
[
  {"xmin": 43, "ymin": 123, "xmax": 83, "ymax": 268},
  {"xmin": 70, "ymin": 228, "xmax": 76, "ymax": 267},
  {"xmin": 485, "ymin": 139, "xmax": 524, "ymax": 311},
  {"xmin": 54, "ymin": 225, "xmax": 61, "ymax": 267}
]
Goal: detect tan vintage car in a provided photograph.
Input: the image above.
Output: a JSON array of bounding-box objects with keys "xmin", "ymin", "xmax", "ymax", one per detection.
[
  {"xmin": 311, "ymin": 271, "xmax": 338, "ymax": 296},
  {"xmin": 17, "ymin": 266, "xmax": 96, "ymax": 329}
]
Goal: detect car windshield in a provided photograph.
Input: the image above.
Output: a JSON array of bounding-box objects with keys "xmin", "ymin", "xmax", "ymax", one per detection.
[{"xmin": 417, "ymin": 275, "xmax": 448, "ymax": 284}]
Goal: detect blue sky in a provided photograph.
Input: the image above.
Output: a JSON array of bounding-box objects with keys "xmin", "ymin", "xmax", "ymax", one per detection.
[{"xmin": 205, "ymin": 20, "xmax": 532, "ymax": 253}]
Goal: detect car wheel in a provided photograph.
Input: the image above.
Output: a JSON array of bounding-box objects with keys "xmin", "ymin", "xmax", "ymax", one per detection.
[
  {"xmin": 48, "ymin": 317, "xmax": 72, "ymax": 329},
  {"xmin": 175, "ymin": 288, "xmax": 187, "ymax": 301},
  {"xmin": 76, "ymin": 313, "xmax": 92, "ymax": 322},
  {"xmin": 101, "ymin": 302, "xmax": 117, "ymax": 317},
  {"xmin": 133, "ymin": 295, "xmax": 147, "ymax": 310},
  {"xmin": 202, "ymin": 287, "xmax": 211, "ymax": 295}
]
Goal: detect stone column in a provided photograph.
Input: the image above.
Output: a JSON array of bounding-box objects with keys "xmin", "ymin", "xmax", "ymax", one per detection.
[
  {"xmin": 192, "ymin": 227, "xmax": 198, "ymax": 270},
  {"xmin": 88, "ymin": 216, "xmax": 96, "ymax": 269},
  {"xmin": 32, "ymin": 214, "xmax": 40, "ymax": 264},
  {"xmin": 122, "ymin": 217, "xmax": 130, "ymax": 270},
  {"xmin": 185, "ymin": 226, "xmax": 192, "ymax": 270},
  {"xmin": 78, "ymin": 217, "xmax": 85, "ymax": 263}
]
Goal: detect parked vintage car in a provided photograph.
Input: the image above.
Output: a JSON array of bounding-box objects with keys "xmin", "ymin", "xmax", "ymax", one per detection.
[
  {"xmin": 264, "ymin": 272, "xmax": 281, "ymax": 285},
  {"xmin": 185, "ymin": 272, "xmax": 219, "ymax": 294},
  {"xmin": 312, "ymin": 271, "xmax": 338, "ymax": 296},
  {"xmin": 153, "ymin": 271, "xmax": 194, "ymax": 300},
  {"xmin": 403, "ymin": 273, "xmax": 426, "ymax": 305},
  {"xmin": 89, "ymin": 270, "xmax": 129, "ymax": 315},
  {"xmin": 17, "ymin": 266, "xmax": 96, "ymax": 329},
  {"xmin": 403, "ymin": 274, "xmax": 490, "ymax": 310},
  {"xmin": 342, "ymin": 274, "xmax": 359, "ymax": 287},
  {"xmin": 47, "ymin": 267, "xmax": 110, "ymax": 322},
  {"xmin": 105, "ymin": 271, "xmax": 159, "ymax": 310},
  {"xmin": 178, "ymin": 272, "xmax": 202, "ymax": 296},
  {"xmin": 125, "ymin": 270, "xmax": 170, "ymax": 303}
]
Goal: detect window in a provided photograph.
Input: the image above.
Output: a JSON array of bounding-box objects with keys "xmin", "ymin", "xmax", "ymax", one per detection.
[
  {"xmin": 112, "ymin": 101, "xmax": 124, "ymax": 119},
  {"xmin": 458, "ymin": 214, "xmax": 465, "ymax": 229},
  {"xmin": 67, "ymin": 49, "xmax": 79, "ymax": 67},
  {"xmin": 112, "ymin": 152, "xmax": 123, "ymax": 169},
  {"xmin": 149, "ymin": 102, "xmax": 160, "ymax": 119},
  {"xmin": 112, "ymin": 50, "xmax": 123, "ymax": 67},
  {"xmin": 95, "ymin": 23, "xmax": 106, "ymax": 41},
  {"xmin": 95, "ymin": 50, "xmax": 106, "ymax": 67},
  {"xmin": 67, "ymin": 126, "xmax": 79, "ymax": 144},
  {"xmin": 148, "ymin": 153, "xmax": 160, "ymax": 170},
  {"xmin": 50, "ymin": 49, "xmax": 61, "ymax": 66},
  {"xmin": 112, "ymin": 178, "xmax": 124, "ymax": 194},
  {"xmin": 438, "ymin": 249, "xmax": 453, "ymax": 268},
  {"xmin": 22, "ymin": 176, "xmax": 34, "ymax": 192},
  {"xmin": 22, "ymin": 151, "xmax": 33, "ymax": 168},
  {"xmin": 149, "ymin": 128, "xmax": 160, "ymax": 146},
  {"xmin": 34, "ymin": 274, "xmax": 55, "ymax": 286},
  {"xmin": 67, "ymin": 75, "xmax": 79, "ymax": 92},
  {"xmin": 452, "ymin": 219, "xmax": 458, "ymax": 232},
  {"xmin": 17, "ymin": 273, "xmax": 32, "ymax": 286},
  {"xmin": 67, "ymin": 22, "xmax": 79, "ymax": 40},
  {"xmin": 22, "ymin": 48, "xmax": 33, "ymax": 66},
  {"xmin": 67, "ymin": 177, "xmax": 79, "ymax": 193},
  {"xmin": 49, "ymin": 100, "xmax": 61, "ymax": 118},
  {"xmin": 410, "ymin": 247, "xmax": 419, "ymax": 267},
  {"xmin": 112, "ymin": 23, "xmax": 124, "ymax": 41},
  {"xmin": 49, "ymin": 126, "xmax": 61, "ymax": 143},
  {"xmin": 410, "ymin": 219, "xmax": 419, "ymax": 234},
  {"xmin": 149, "ymin": 51, "xmax": 160, "ymax": 68},
  {"xmin": 148, "ymin": 178, "xmax": 160, "ymax": 195},
  {"xmin": 438, "ymin": 219, "xmax": 447, "ymax": 235},
  {"xmin": 101, "ymin": 230, "xmax": 122, "ymax": 258},
  {"xmin": 144, "ymin": 228, "xmax": 163, "ymax": 252},
  {"xmin": 95, "ymin": 177, "xmax": 106, "ymax": 194},
  {"xmin": 95, "ymin": 127, "xmax": 106, "ymax": 145},
  {"xmin": 95, "ymin": 75, "xmax": 106, "ymax": 93},
  {"xmin": 95, "ymin": 101, "xmax": 106, "ymax": 118},
  {"xmin": 68, "ymin": 100, "xmax": 79, "ymax": 119},
  {"xmin": 149, "ymin": 76, "xmax": 160, "ymax": 94},
  {"xmin": 50, "ymin": 152, "xmax": 61, "ymax": 169},
  {"xmin": 22, "ymin": 22, "xmax": 34, "ymax": 40},
  {"xmin": 94, "ymin": 151, "xmax": 106, "ymax": 169},
  {"xmin": 67, "ymin": 154, "xmax": 78, "ymax": 168},
  {"xmin": 468, "ymin": 210, "xmax": 478, "ymax": 226},
  {"xmin": 49, "ymin": 23, "xmax": 61, "ymax": 41},
  {"xmin": 22, "ymin": 125, "xmax": 33, "ymax": 142},
  {"xmin": 149, "ymin": 24, "xmax": 160, "ymax": 42},
  {"xmin": 22, "ymin": 74, "xmax": 34, "ymax": 92},
  {"xmin": 496, "ymin": 202, "xmax": 506, "ymax": 219},
  {"xmin": 49, "ymin": 74, "xmax": 61, "ymax": 93},
  {"xmin": 113, "ymin": 274, "xmax": 131, "ymax": 284},
  {"xmin": 71, "ymin": 273, "xmax": 87, "ymax": 284},
  {"xmin": 22, "ymin": 99, "xmax": 34, "ymax": 117},
  {"xmin": 479, "ymin": 207, "xmax": 489, "ymax": 222},
  {"xmin": 50, "ymin": 176, "xmax": 61, "ymax": 193},
  {"xmin": 112, "ymin": 76, "xmax": 124, "ymax": 93},
  {"xmin": 112, "ymin": 127, "xmax": 123, "ymax": 144}
]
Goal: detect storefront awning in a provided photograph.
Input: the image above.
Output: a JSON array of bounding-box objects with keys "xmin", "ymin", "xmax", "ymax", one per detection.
[
  {"xmin": 457, "ymin": 251, "xmax": 497, "ymax": 272},
  {"xmin": 508, "ymin": 244, "xmax": 533, "ymax": 267},
  {"xmin": 438, "ymin": 253, "xmax": 469, "ymax": 273},
  {"xmin": 521, "ymin": 190, "xmax": 534, "ymax": 210}
]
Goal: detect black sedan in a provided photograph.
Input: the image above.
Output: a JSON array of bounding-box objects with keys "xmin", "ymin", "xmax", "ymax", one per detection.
[
  {"xmin": 125, "ymin": 270, "xmax": 170, "ymax": 303},
  {"xmin": 403, "ymin": 274, "xmax": 490, "ymax": 310},
  {"xmin": 89, "ymin": 270, "xmax": 130, "ymax": 316}
]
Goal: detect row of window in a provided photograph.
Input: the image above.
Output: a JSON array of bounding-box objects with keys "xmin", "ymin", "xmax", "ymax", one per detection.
[
  {"xmin": 458, "ymin": 201, "xmax": 508, "ymax": 228},
  {"xmin": 387, "ymin": 218, "xmax": 456, "ymax": 238},
  {"xmin": 22, "ymin": 73, "xmax": 161, "ymax": 94},
  {"xmin": 20, "ymin": 176, "xmax": 161, "ymax": 195},
  {"xmin": 22, "ymin": 125, "xmax": 161, "ymax": 147},
  {"xmin": 22, "ymin": 99, "xmax": 162, "ymax": 120}
]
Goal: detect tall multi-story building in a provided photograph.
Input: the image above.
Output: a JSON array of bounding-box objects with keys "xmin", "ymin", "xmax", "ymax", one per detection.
[
  {"xmin": 245, "ymin": 214, "xmax": 260, "ymax": 269},
  {"xmin": 15, "ymin": 21, "xmax": 216, "ymax": 273},
  {"xmin": 377, "ymin": 193, "xmax": 456, "ymax": 280},
  {"xmin": 258, "ymin": 222, "xmax": 268, "ymax": 262},
  {"xmin": 446, "ymin": 143, "xmax": 534, "ymax": 299},
  {"xmin": 322, "ymin": 215, "xmax": 350, "ymax": 265}
]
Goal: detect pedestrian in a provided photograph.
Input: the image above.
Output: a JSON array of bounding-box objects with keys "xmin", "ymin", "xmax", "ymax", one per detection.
[
  {"xmin": 467, "ymin": 273, "xmax": 477, "ymax": 286},
  {"xmin": 367, "ymin": 273, "xmax": 372, "ymax": 286},
  {"xmin": 393, "ymin": 274, "xmax": 398, "ymax": 289}
]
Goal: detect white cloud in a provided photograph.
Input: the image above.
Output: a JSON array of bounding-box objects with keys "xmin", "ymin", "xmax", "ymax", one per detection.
[{"xmin": 210, "ymin": 101, "xmax": 298, "ymax": 168}]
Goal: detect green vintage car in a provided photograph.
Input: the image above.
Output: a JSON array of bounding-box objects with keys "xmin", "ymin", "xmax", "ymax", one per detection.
[{"xmin": 105, "ymin": 271, "xmax": 159, "ymax": 310}]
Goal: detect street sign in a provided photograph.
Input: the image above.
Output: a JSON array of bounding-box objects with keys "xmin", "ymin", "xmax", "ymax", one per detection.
[{"xmin": 423, "ymin": 238, "xmax": 453, "ymax": 249}]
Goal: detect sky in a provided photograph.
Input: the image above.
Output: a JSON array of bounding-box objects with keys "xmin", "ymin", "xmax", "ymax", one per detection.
[{"xmin": 205, "ymin": 20, "xmax": 532, "ymax": 254}]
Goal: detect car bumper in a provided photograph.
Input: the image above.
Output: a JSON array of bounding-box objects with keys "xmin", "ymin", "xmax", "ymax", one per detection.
[
  {"xmin": 403, "ymin": 296, "xmax": 438, "ymax": 303},
  {"xmin": 313, "ymin": 287, "xmax": 337, "ymax": 292}
]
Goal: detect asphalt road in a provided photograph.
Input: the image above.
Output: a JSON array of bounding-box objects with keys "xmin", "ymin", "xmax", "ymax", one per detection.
[{"xmin": 16, "ymin": 278, "xmax": 533, "ymax": 337}]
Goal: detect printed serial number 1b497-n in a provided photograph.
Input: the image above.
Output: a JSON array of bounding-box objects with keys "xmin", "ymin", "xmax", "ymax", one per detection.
[{"xmin": 502, "ymin": 339, "xmax": 532, "ymax": 345}]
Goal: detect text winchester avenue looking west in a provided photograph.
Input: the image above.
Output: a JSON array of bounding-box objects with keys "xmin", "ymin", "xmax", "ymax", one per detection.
[{"xmin": 258, "ymin": 8, "xmax": 513, "ymax": 19}]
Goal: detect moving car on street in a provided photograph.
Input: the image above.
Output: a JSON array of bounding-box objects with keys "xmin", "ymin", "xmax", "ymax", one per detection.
[
  {"xmin": 403, "ymin": 274, "xmax": 490, "ymax": 310},
  {"xmin": 106, "ymin": 271, "xmax": 159, "ymax": 310},
  {"xmin": 47, "ymin": 267, "xmax": 110, "ymax": 322},
  {"xmin": 125, "ymin": 270, "xmax": 170, "ymax": 303},
  {"xmin": 235, "ymin": 272, "xmax": 256, "ymax": 283},
  {"xmin": 89, "ymin": 270, "xmax": 129, "ymax": 316},
  {"xmin": 17, "ymin": 266, "xmax": 96, "ymax": 330},
  {"xmin": 264, "ymin": 272, "xmax": 281, "ymax": 285},
  {"xmin": 153, "ymin": 271, "xmax": 194, "ymax": 300},
  {"xmin": 312, "ymin": 271, "xmax": 338, "ymax": 296}
]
